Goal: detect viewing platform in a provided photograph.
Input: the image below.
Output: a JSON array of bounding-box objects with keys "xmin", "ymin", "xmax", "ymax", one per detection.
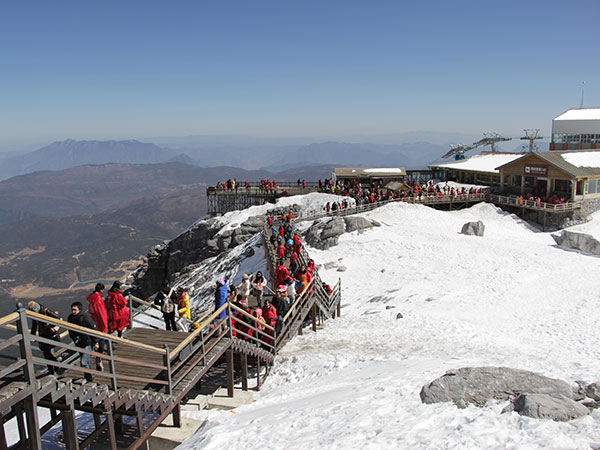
[{"xmin": 207, "ymin": 182, "xmax": 319, "ymax": 216}]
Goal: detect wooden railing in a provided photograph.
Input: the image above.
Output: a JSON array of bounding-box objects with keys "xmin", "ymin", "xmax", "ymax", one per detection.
[
  {"xmin": 296, "ymin": 193, "xmax": 488, "ymax": 222},
  {"xmin": 488, "ymin": 194, "xmax": 580, "ymax": 212}
]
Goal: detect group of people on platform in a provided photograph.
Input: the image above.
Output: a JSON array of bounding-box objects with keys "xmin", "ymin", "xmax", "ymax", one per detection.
[{"xmin": 26, "ymin": 280, "xmax": 131, "ymax": 381}]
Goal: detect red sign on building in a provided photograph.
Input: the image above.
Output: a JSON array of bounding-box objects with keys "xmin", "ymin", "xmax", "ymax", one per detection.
[{"xmin": 524, "ymin": 165, "xmax": 548, "ymax": 176}]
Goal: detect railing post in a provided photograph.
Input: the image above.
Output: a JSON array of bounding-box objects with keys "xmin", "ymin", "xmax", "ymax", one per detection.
[
  {"xmin": 16, "ymin": 309, "xmax": 41, "ymax": 450},
  {"xmin": 337, "ymin": 279, "xmax": 342, "ymax": 318},
  {"xmin": 127, "ymin": 295, "xmax": 133, "ymax": 330},
  {"xmin": 227, "ymin": 303, "xmax": 234, "ymax": 339},
  {"xmin": 163, "ymin": 344, "xmax": 172, "ymax": 395},
  {"xmin": 107, "ymin": 340, "xmax": 118, "ymax": 391},
  {"xmin": 163, "ymin": 344, "xmax": 180, "ymax": 427}
]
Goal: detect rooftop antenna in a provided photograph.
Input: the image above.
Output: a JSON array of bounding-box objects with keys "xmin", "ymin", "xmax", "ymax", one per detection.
[
  {"xmin": 520, "ymin": 129, "xmax": 543, "ymax": 153},
  {"xmin": 580, "ymin": 81, "xmax": 585, "ymax": 108}
]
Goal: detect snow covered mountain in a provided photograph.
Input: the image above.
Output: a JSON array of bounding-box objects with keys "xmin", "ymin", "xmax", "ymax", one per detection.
[{"xmin": 150, "ymin": 194, "xmax": 600, "ymax": 449}]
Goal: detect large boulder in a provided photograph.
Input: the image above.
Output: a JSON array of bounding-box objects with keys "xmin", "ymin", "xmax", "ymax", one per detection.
[
  {"xmin": 420, "ymin": 367, "xmax": 575, "ymax": 408},
  {"xmin": 321, "ymin": 218, "xmax": 346, "ymax": 240},
  {"xmin": 506, "ymin": 393, "xmax": 590, "ymax": 421},
  {"xmin": 344, "ymin": 216, "xmax": 379, "ymax": 233},
  {"xmin": 461, "ymin": 221, "xmax": 485, "ymax": 237},
  {"xmin": 304, "ymin": 216, "xmax": 379, "ymax": 250},
  {"xmin": 552, "ymin": 231, "xmax": 600, "ymax": 256}
]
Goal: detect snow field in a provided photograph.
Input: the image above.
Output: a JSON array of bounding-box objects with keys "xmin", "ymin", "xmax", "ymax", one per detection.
[{"xmin": 182, "ymin": 199, "xmax": 600, "ymax": 449}]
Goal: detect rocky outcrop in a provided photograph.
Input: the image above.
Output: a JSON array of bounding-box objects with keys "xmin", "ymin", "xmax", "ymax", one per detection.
[
  {"xmin": 503, "ymin": 393, "xmax": 590, "ymax": 421},
  {"xmin": 461, "ymin": 221, "xmax": 485, "ymax": 237},
  {"xmin": 304, "ymin": 216, "xmax": 380, "ymax": 250},
  {"xmin": 420, "ymin": 367, "xmax": 574, "ymax": 408},
  {"xmin": 552, "ymin": 230, "xmax": 600, "ymax": 256}
]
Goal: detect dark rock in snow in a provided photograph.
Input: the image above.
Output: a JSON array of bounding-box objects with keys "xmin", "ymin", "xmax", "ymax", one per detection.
[
  {"xmin": 583, "ymin": 400, "xmax": 600, "ymax": 411},
  {"xmin": 304, "ymin": 216, "xmax": 379, "ymax": 250},
  {"xmin": 586, "ymin": 382, "xmax": 600, "ymax": 401},
  {"xmin": 460, "ymin": 221, "xmax": 485, "ymax": 237},
  {"xmin": 552, "ymin": 231, "xmax": 600, "ymax": 255},
  {"xmin": 395, "ymin": 312, "xmax": 403, "ymax": 319},
  {"xmin": 321, "ymin": 218, "xmax": 345, "ymax": 240},
  {"xmin": 344, "ymin": 216, "xmax": 379, "ymax": 233},
  {"xmin": 506, "ymin": 393, "xmax": 590, "ymax": 421},
  {"xmin": 420, "ymin": 367, "xmax": 575, "ymax": 408}
]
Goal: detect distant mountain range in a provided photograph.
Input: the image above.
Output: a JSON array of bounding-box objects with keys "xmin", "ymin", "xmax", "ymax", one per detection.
[
  {"xmin": 0, "ymin": 139, "xmax": 183, "ymax": 180},
  {"xmin": 0, "ymin": 133, "xmax": 528, "ymax": 181}
]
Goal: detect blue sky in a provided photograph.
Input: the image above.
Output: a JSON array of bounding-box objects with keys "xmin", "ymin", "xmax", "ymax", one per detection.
[{"xmin": 0, "ymin": 0, "xmax": 598, "ymax": 145}]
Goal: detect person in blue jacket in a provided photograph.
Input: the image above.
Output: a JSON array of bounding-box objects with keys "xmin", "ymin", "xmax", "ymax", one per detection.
[{"xmin": 215, "ymin": 278, "xmax": 228, "ymax": 319}]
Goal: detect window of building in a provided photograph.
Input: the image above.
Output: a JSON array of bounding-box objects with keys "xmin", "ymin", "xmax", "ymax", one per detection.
[
  {"xmin": 512, "ymin": 175, "xmax": 522, "ymax": 187},
  {"xmin": 525, "ymin": 176, "xmax": 535, "ymax": 188},
  {"xmin": 585, "ymin": 178, "xmax": 600, "ymax": 195}
]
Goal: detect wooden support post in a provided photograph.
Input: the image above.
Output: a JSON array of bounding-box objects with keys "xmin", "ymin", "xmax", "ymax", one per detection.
[
  {"xmin": 23, "ymin": 396, "xmax": 41, "ymax": 450},
  {"xmin": 136, "ymin": 408, "xmax": 149, "ymax": 450},
  {"xmin": 93, "ymin": 413, "xmax": 102, "ymax": 430},
  {"xmin": 241, "ymin": 353, "xmax": 248, "ymax": 391},
  {"xmin": 226, "ymin": 349, "xmax": 234, "ymax": 397},
  {"xmin": 61, "ymin": 401, "xmax": 79, "ymax": 450},
  {"xmin": 115, "ymin": 414, "xmax": 124, "ymax": 436},
  {"xmin": 105, "ymin": 408, "xmax": 118, "ymax": 450},
  {"xmin": 16, "ymin": 404, "xmax": 25, "ymax": 447},
  {"xmin": 311, "ymin": 304, "xmax": 317, "ymax": 332},
  {"xmin": 172, "ymin": 404, "xmax": 181, "ymax": 428}
]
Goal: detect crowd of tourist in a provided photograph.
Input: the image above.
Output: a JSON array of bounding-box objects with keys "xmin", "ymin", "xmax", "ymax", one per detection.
[{"xmin": 212, "ymin": 211, "xmax": 332, "ymax": 347}]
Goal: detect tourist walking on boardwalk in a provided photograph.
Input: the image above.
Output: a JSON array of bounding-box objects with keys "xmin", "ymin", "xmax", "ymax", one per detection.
[
  {"xmin": 86, "ymin": 283, "xmax": 108, "ymax": 370},
  {"xmin": 251, "ymin": 271, "xmax": 267, "ymax": 307},
  {"xmin": 214, "ymin": 278, "xmax": 228, "ymax": 320},
  {"xmin": 107, "ymin": 281, "xmax": 130, "ymax": 337},
  {"xmin": 238, "ymin": 273, "xmax": 252, "ymax": 302},
  {"xmin": 87, "ymin": 283, "xmax": 108, "ymax": 335},
  {"xmin": 177, "ymin": 287, "xmax": 190, "ymax": 320},
  {"xmin": 276, "ymin": 260, "xmax": 289, "ymax": 286},
  {"xmin": 155, "ymin": 280, "xmax": 177, "ymax": 331},
  {"xmin": 28, "ymin": 301, "xmax": 62, "ymax": 375},
  {"xmin": 176, "ymin": 287, "xmax": 190, "ymax": 331},
  {"xmin": 68, "ymin": 302, "xmax": 99, "ymax": 382}
]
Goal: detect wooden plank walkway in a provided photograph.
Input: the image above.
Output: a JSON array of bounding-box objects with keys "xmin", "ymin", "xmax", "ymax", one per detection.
[{"xmin": 64, "ymin": 329, "xmax": 187, "ymax": 392}]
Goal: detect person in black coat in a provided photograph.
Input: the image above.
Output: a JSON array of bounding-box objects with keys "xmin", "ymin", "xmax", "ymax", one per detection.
[
  {"xmin": 67, "ymin": 302, "xmax": 99, "ymax": 381},
  {"xmin": 28, "ymin": 300, "xmax": 61, "ymax": 375},
  {"xmin": 154, "ymin": 280, "xmax": 177, "ymax": 331}
]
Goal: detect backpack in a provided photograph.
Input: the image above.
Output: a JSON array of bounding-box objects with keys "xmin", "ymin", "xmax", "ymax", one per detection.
[{"xmin": 161, "ymin": 289, "xmax": 175, "ymax": 314}]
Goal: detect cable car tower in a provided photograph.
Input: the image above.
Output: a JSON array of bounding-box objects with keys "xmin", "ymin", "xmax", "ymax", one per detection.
[
  {"xmin": 471, "ymin": 132, "xmax": 512, "ymax": 153},
  {"xmin": 520, "ymin": 129, "xmax": 543, "ymax": 153}
]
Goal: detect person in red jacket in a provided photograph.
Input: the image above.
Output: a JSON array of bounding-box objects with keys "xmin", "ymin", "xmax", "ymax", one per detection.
[
  {"xmin": 275, "ymin": 260, "xmax": 289, "ymax": 286},
  {"xmin": 87, "ymin": 283, "xmax": 109, "ymax": 334},
  {"xmin": 107, "ymin": 281, "xmax": 130, "ymax": 337},
  {"xmin": 277, "ymin": 243, "xmax": 285, "ymax": 259},
  {"xmin": 262, "ymin": 297, "xmax": 278, "ymax": 346}
]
